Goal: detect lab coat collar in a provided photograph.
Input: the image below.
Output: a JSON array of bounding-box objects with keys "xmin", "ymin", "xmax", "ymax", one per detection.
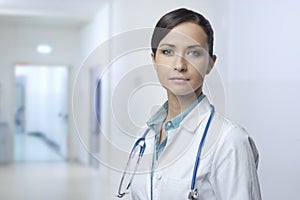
[
  {"xmin": 154, "ymin": 97, "xmax": 212, "ymax": 170},
  {"xmin": 146, "ymin": 93, "xmax": 206, "ymax": 133},
  {"xmin": 180, "ymin": 97, "xmax": 212, "ymax": 133},
  {"xmin": 146, "ymin": 101, "xmax": 168, "ymax": 134}
]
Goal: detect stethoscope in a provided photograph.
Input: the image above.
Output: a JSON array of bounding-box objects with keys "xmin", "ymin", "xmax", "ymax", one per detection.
[{"xmin": 117, "ymin": 105, "xmax": 215, "ymax": 200}]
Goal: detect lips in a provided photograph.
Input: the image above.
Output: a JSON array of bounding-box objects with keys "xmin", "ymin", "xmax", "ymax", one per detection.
[
  {"xmin": 169, "ymin": 77, "xmax": 190, "ymax": 83},
  {"xmin": 169, "ymin": 77, "xmax": 189, "ymax": 81}
]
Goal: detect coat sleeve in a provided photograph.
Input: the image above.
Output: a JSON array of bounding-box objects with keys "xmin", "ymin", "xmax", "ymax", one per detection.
[{"xmin": 209, "ymin": 126, "xmax": 262, "ymax": 200}]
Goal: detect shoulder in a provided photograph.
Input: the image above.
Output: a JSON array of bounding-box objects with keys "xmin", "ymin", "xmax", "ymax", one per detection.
[
  {"xmin": 214, "ymin": 112, "xmax": 253, "ymax": 146},
  {"xmin": 211, "ymin": 113, "xmax": 259, "ymax": 168},
  {"xmin": 208, "ymin": 113, "xmax": 262, "ymax": 199}
]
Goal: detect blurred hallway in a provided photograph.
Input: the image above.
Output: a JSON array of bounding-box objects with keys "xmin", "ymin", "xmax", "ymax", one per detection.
[{"xmin": 0, "ymin": 163, "xmax": 102, "ymax": 200}]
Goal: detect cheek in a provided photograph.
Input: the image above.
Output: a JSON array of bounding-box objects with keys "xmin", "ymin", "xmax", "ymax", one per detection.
[
  {"xmin": 155, "ymin": 64, "xmax": 169, "ymax": 81},
  {"xmin": 189, "ymin": 60, "xmax": 209, "ymax": 77},
  {"xmin": 155, "ymin": 56, "xmax": 172, "ymax": 67}
]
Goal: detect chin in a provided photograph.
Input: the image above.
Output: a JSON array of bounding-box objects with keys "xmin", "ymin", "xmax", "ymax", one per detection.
[
  {"xmin": 168, "ymin": 89, "xmax": 200, "ymax": 97},
  {"xmin": 164, "ymin": 85, "xmax": 202, "ymax": 97}
]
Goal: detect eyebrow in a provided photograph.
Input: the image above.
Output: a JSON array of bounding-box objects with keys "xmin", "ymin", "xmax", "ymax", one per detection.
[
  {"xmin": 159, "ymin": 44, "xmax": 175, "ymax": 48},
  {"xmin": 158, "ymin": 43, "xmax": 204, "ymax": 49}
]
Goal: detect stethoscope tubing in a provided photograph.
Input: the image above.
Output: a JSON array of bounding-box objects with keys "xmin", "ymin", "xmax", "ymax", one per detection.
[
  {"xmin": 189, "ymin": 105, "xmax": 215, "ymax": 198},
  {"xmin": 117, "ymin": 128, "xmax": 150, "ymax": 198},
  {"xmin": 117, "ymin": 105, "xmax": 215, "ymax": 199}
]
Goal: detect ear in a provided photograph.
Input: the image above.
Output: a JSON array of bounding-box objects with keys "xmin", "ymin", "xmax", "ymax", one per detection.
[
  {"xmin": 206, "ymin": 54, "xmax": 217, "ymax": 74},
  {"xmin": 151, "ymin": 52, "xmax": 157, "ymax": 70}
]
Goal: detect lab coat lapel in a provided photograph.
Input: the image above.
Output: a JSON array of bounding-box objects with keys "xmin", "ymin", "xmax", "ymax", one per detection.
[
  {"xmin": 156, "ymin": 97, "xmax": 212, "ymax": 170},
  {"xmin": 181, "ymin": 97, "xmax": 212, "ymax": 132}
]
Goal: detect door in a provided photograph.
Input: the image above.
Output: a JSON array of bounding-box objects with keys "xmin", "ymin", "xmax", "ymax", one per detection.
[{"xmin": 14, "ymin": 65, "xmax": 69, "ymax": 162}]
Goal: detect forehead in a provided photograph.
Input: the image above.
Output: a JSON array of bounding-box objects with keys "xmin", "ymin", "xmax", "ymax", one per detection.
[{"xmin": 159, "ymin": 22, "xmax": 208, "ymax": 48}]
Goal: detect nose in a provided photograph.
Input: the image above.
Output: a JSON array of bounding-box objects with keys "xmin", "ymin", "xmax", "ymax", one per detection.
[{"xmin": 173, "ymin": 55, "xmax": 187, "ymax": 72}]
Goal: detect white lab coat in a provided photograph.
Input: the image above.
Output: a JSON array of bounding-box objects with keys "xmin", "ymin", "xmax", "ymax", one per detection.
[{"xmin": 128, "ymin": 97, "xmax": 262, "ymax": 200}]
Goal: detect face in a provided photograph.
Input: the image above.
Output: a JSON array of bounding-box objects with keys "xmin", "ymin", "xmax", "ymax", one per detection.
[{"xmin": 152, "ymin": 22, "xmax": 216, "ymax": 97}]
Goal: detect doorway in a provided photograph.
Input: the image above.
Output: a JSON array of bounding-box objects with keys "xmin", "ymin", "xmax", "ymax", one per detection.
[{"xmin": 14, "ymin": 65, "xmax": 69, "ymax": 162}]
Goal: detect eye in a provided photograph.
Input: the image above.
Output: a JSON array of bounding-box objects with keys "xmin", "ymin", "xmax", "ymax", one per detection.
[
  {"xmin": 187, "ymin": 50, "xmax": 202, "ymax": 57},
  {"xmin": 161, "ymin": 49, "xmax": 174, "ymax": 55}
]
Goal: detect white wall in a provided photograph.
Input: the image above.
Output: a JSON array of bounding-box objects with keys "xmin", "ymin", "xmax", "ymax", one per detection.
[
  {"xmin": 0, "ymin": 21, "xmax": 81, "ymax": 162},
  {"xmin": 227, "ymin": 0, "xmax": 300, "ymax": 199},
  {"xmin": 75, "ymin": 3, "xmax": 111, "ymax": 166}
]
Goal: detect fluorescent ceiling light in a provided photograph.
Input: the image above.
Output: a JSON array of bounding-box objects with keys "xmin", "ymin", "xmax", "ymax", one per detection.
[{"xmin": 37, "ymin": 44, "xmax": 52, "ymax": 54}]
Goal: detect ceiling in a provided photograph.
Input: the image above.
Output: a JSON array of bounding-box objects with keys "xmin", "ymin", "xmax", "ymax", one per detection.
[{"xmin": 0, "ymin": 0, "xmax": 107, "ymax": 27}]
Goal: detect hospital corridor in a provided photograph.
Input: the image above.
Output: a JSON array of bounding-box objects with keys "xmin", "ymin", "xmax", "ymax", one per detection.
[{"xmin": 1, "ymin": 0, "xmax": 300, "ymax": 200}]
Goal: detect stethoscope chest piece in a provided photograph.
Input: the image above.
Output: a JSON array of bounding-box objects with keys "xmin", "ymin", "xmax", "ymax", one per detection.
[{"xmin": 188, "ymin": 188, "xmax": 199, "ymax": 200}]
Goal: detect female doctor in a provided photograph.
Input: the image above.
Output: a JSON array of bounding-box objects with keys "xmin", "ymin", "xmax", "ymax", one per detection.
[{"xmin": 118, "ymin": 8, "xmax": 262, "ymax": 200}]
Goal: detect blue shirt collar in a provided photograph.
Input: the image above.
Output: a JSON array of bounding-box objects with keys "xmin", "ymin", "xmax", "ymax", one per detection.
[{"xmin": 146, "ymin": 93, "xmax": 206, "ymax": 133}]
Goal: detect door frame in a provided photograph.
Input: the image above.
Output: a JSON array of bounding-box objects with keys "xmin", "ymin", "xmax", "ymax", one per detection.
[{"xmin": 13, "ymin": 63, "xmax": 71, "ymax": 162}]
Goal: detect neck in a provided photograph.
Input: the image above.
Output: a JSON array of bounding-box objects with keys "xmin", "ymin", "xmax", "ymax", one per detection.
[{"xmin": 165, "ymin": 89, "xmax": 202, "ymax": 121}]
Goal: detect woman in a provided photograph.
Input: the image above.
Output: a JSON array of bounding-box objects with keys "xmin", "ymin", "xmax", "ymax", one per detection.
[{"xmin": 118, "ymin": 8, "xmax": 262, "ymax": 200}]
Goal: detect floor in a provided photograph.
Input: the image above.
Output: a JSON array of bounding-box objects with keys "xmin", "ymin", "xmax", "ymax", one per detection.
[
  {"xmin": 0, "ymin": 133, "xmax": 103, "ymax": 200},
  {"xmin": 14, "ymin": 133, "xmax": 64, "ymax": 162},
  {"xmin": 0, "ymin": 162, "xmax": 103, "ymax": 200}
]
